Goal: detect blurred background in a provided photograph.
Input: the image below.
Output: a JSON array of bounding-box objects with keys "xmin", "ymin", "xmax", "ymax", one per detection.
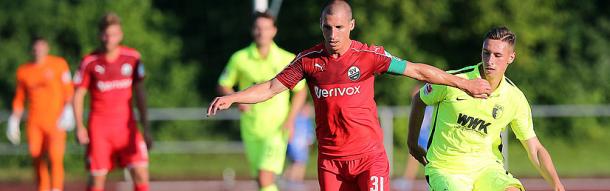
[{"xmin": 0, "ymin": 0, "xmax": 609, "ymax": 190}]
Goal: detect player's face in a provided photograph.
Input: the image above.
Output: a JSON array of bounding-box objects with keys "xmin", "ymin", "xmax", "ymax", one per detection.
[
  {"xmin": 481, "ymin": 39, "xmax": 515, "ymax": 79},
  {"xmin": 252, "ymin": 17, "xmax": 277, "ymax": 47},
  {"xmin": 320, "ymin": 13, "xmax": 354, "ymax": 54},
  {"xmin": 100, "ymin": 24, "xmax": 123, "ymax": 51},
  {"xmin": 31, "ymin": 40, "xmax": 49, "ymax": 61}
]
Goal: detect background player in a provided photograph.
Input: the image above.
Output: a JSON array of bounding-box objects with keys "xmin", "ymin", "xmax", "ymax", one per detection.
[
  {"xmin": 208, "ymin": 1, "xmax": 491, "ymax": 190},
  {"xmin": 282, "ymin": 103, "xmax": 315, "ymax": 190},
  {"xmin": 216, "ymin": 11, "xmax": 307, "ymax": 191},
  {"xmin": 407, "ymin": 26, "xmax": 564, "ymax": 191},
  {"xmin": 393, "ymin": 84, "xmax": 432, "ymax": 191},
  {"xmin": 7, "ymin": 37, "xmax": 74, "ymax": 191},
  {"xmin": 73, "ymin": 13, "xmax": 151, "ymax": 191}
]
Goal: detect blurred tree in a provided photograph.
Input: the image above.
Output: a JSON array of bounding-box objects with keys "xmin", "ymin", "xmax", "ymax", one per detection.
[{"xmin": 2, "ymin": 0, "xmax": 608, "ymax": 141}]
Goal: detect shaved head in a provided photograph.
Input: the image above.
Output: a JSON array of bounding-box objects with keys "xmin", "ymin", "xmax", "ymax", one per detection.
[
  {"xmin": 319, "ymin": 0, "xmax": 355, "ymax": 56},
  {"xmin": 321, "ymin": 0, "xmax": 353, "ymax": 20}
]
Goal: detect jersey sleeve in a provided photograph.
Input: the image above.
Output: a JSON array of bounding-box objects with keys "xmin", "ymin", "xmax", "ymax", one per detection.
[
  {"xmin": 73, "ymin": 58, "xmax": 92, "ymax": 89},
  {"xmin": 276, "ymin": 54, "xmax": 305, "ymax": 90},
  {"xmin": 218, "ymin": 55, "xmax": 239, "ymax": 87},
  {"xmin": 419, "ymin": 83, "xmax": 448, "ymax": 105},
  {"xmin": 12, "ymin": 69, "xmax": 26, "ymax": 112},
  {"xmin": 510, "ymin": 93, "xmax": 536, "ymax": 140},
  {"xmin": 133, "ymin": 51, "xmax": 145, "ymax": 83}
]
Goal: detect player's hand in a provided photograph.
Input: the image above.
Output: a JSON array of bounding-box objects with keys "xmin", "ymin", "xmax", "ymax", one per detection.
[
  {"xmin": 553, "ymin": 183, "xmax": 565, "ymax": 191},
  {"xmin": 409, "ymin": 145, "xmax": 428, "ymax": 166},
  {"xmin": 57, "ymin": 104, "xmax": 75, "ymax": 131},
  {"xmin": 282, "ymin": 120, "xmax": 295, "ymax": 141},
  {"xmin": 143, "ymin": 125, "xmax": 154, "ymax": 149},
  {"xmin": 238, "ymin": 104, "xmax": 251, "ymax": 112},
  {"xmin": 6, "ymin": 114, "xmax": 21, "ymax": 145},
  {"xmin": 207, "ymin": 96, "xmax": 234, "ymax": 116},
  {"xmin": 461, "ymin": 78, "xmax": 491, "ymax": 98},
  {"xmin": 76, "ymin": 126, "xmax": 89, "ymax": 145}
]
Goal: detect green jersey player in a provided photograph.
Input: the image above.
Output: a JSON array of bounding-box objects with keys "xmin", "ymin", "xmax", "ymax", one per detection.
[{"xmin": 407, "ymin": 27, "xmax": 564, "ymax": 191}]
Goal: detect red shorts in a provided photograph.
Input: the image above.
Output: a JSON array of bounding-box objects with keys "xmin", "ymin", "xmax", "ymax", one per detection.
[
  {"xmin": 318, "ymin": 151, "xmax": 389, "ymax": 191},
  {"xmin": 86, "ymin": 122, "xmax": 148, "ymax": 176}
]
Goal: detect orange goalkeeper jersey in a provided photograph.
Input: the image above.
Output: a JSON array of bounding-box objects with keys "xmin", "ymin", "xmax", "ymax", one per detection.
[{"xmin": 12, "ymin": 55, "xmax": 73, "ymax": 126}]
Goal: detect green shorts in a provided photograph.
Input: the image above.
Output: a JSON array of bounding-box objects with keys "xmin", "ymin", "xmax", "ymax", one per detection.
[
  {"xmin": 426, "ymin": 164, "xmax": 524, "ymax": 191},
  {"xmin": 242, "ymin": 133, "xmax": 288, "ymax": 175}
]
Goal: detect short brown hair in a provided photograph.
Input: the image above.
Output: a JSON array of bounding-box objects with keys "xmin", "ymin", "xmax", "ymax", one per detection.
[
  {"xmin": 252, "ymin": 11, "xmax": 275, "ymax": 27},
  {"xmin": 99, "ymin": 12, "xmax": 121, "ymax": 32},
  {"xmin": 485, "ymin": 26, "xmax": 516, "ymax": 47}
]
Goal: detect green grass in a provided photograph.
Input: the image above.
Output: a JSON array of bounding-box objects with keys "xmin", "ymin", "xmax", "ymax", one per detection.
[{"xmin": 1, "ymin": 138, "xmax": 609, "ymax": 183}]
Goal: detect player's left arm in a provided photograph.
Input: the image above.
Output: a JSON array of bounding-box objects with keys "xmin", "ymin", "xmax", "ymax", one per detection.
[
  {"xmin": 512, "ymin": 93, "xmax": 564, "ymax": 191},
  {"xmin": 378, "ymin": 50, "xmax": 490, "ymax": 98},
  {"xmin": 521, "ymin": 137, "xmax": 565, "ymax": 191},
  {"xmin": 133, "ymin": 57, "xmax": 151, "ymax": 149},
  {"xmin": 134, "ymin": 79, "xmax": 152, "ymax": 149},
  {"xmin": 401, "ymin": 61, "xmax": 490, "ymax": 98}
]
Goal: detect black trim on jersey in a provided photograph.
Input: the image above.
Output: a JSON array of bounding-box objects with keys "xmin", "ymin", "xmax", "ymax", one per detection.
[
  {"xmin": 498, "ymin": 134, "xmax": 504, "ymax": 160},
  {"xmin": 505, "ymin": 77, "xmax": 516, "ymax": 87},
  {"xmin": 447, "ymin": 66, "xmax": 476, "ymax": 75},
  {"xmin": 426, "ymin": 103, "xmax": 441, "ymax": 150}
]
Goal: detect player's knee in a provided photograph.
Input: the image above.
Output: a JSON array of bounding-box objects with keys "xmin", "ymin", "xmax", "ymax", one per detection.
[
  {"xmin": 505, "ymin": 186, "xmax": 521, "ymax": 191},
  {"xmin": 88, "ymin": 174, "xmax": 106, "ymax": 189},
  {"xmin": 131, "ymin": 167, "xmax": 149, "ymax": 184}
]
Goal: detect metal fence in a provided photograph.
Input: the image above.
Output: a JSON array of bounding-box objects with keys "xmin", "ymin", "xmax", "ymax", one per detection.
[{"xmin": 2, "ymin": 105, "xmax": 610, "ymax": 170}]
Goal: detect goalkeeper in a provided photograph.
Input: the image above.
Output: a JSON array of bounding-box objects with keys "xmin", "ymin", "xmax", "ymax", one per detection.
[{"xmin": 7, "ymin": 37, "xmax": 74, "ymax": 191}]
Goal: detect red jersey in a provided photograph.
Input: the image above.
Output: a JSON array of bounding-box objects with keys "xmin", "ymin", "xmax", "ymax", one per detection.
[
  {"xmin": 276, "ymin": 40, "xmax": 394, "ymax": 159},
  {"xmin": 74, "ymin": 46, "xmax": 144, "ymax": 129}
]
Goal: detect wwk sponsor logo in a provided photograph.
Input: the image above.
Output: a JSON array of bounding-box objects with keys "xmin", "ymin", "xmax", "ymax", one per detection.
[{"xmin": 314, "ymin": 85, "xmax": 361, "ymax": 98}]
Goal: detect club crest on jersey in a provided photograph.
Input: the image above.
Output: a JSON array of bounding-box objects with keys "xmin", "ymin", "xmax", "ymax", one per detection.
[
  {"xmin": 492, "ymin": 104, "xmax": 504, "ymax": 119},
  {"xmin": 95, "ymin": 65, "xmax": 105, "ymax": 74},
  {"xmin": 347, "ymin": 66, "xmax": 360, "ymax": 81},
  {"xmin": 121, "ymin": 63, "xmax": 133, "ymax": 76}
]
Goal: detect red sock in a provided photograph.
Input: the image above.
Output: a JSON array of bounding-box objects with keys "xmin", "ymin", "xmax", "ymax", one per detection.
[{"xmin": 134, "ymin": 183, "xmax": 149, "ymax": 191}]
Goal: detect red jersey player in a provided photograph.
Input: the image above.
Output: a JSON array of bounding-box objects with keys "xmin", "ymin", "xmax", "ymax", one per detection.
[
  {"xmin": 73, "ymin": 13, "xmax": 151, "ymax": 191},
  {"xmin": 208, "ymin": 1, "xmax": 491, "ymax": 191}
]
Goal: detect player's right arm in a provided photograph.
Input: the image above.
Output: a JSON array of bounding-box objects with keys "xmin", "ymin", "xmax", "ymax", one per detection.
[
  {"xmin": 407, "ymin": 91, "xmax": 428, "ymax": 165},
  {"xmin": 7, "ymin": 69, "xmax": 26, "ymax": 145},
  {"xmin": 72, "ymin": 57, "xmax": 93, "ymax": 145},
  {"xmin": 207, "ymin": 78, "xmax": 289, "ymax": 116},
  {"xmin": 73, "ymin": 87, "xmax": 89, "ymax": 145}
]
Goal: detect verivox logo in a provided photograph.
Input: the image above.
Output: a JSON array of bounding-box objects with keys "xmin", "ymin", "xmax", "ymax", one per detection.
[{"xmin": 314, "ymin": 85, "xmax": 361, "ymax": 98}]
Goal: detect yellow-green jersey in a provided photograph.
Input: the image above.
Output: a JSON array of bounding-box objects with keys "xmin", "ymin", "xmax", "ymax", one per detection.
[
  {"xmin": 218, "ymin": 42, "xmax": 305, "ymax": 138},
  {"xmin": 420, "ymin": 63, "xmax": 536, "ymax": 173}
]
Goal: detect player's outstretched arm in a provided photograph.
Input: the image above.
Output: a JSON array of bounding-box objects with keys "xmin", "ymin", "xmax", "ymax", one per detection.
[
  {"xmin": 521, "ymin": 137, "xmax": 565, "ymax": 191},
  {"xmin": 403, "ymin": 62, "xmax": 491, "ymax": 98},
  {"xmin": 207, "ymin": 78, "xmax": 289, "ymax": 116},
  {"xmin": 73, "ymin": 87, "xmax": 90, "ymax": 145},
  {"xmin": 407, "ymin": 92, "xmax": 428, "ymax": 166}
]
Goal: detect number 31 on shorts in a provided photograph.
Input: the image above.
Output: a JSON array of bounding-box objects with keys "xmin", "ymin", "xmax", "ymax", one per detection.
[{"xmin": 370, "ymin": 176, "xmax": 384, "ymax": 191}]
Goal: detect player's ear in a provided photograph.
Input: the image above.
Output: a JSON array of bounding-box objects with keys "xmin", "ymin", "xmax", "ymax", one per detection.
[
  {"xmin": 508, "ymin": 51, "xmax": 515, "ymax": 64},
  {"xmin": 349, "ymin": 19, "xmax": 355, "ymax": 31}
]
